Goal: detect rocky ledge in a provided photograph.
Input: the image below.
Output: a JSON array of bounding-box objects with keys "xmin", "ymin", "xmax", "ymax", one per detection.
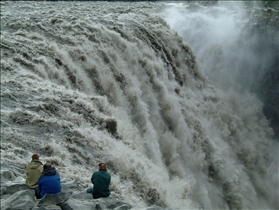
[{"xmin": 0, "ymin": 181, "xmax": 174, "ymax": 210}]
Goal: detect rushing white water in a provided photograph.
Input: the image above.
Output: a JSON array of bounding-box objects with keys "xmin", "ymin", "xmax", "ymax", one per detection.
[
  {"xmin": 1, "ymin": 1, "xmax": 278, "ymax": 209},
  {"xmin": 163, "ymin": 1, "xmax": 276, "ymax": 91}
]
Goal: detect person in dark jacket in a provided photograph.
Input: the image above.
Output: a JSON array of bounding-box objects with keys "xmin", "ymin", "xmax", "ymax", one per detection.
[
  {"xmin": 91, "ymin": 162, "xmax": 111, "ymax": 199},
  {"xmin": 26, "ymin": 154, "xmax": 43, "ymax": 188},
  {"xmin": 35, "ymin": 163, "xmax": 62, "ymax": 199}
]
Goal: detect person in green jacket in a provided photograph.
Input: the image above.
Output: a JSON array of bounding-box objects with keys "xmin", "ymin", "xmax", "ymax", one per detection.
[
  {"xmin": 91, "ymin": 162, "xmax": 111, "ymax": 199},
  {"xmin": 25, "ymin": 154, "xmax": 43, "ymax": 188}
]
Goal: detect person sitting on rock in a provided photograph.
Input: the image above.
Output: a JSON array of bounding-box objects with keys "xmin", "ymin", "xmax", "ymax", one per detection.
[
  {"xmin": 90, "ymin": 162, "xmax": 111, "ymax": 199},
  {"xmin": 26, "ymin": 154, "xmax": 43, "ymax": 189},
  {"xmin": 35, "ymin": 163, "xmax": 62, "ymax": 199}
]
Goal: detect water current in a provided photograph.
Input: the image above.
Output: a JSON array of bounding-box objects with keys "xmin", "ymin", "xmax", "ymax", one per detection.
[{"xmin": 1, "ymin": 1, "xmax": 278, "ymax": 209}]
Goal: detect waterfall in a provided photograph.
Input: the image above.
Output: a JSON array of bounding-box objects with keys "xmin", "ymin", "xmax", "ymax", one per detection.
[{"xmin": 1, "ymin": 1, "xmax": 278, "ymax": 209}]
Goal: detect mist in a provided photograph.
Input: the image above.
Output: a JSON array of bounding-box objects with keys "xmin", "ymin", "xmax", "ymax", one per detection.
[
  {"xmin": 1, "ymin": 1, "xmax": 278, "ymax": 209},
  {"xmin": 163, "ymin": 1, "xmax": 272, "ymax": 89},
  {"xmin": 162, "ymin": 1, "xmax": 279, "ymax": 138}
]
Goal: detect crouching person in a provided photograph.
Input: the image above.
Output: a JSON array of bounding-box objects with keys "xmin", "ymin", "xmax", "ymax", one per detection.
[{"xmin": 35, "ymin": 163, "xmax": 62, "ymax": 199}]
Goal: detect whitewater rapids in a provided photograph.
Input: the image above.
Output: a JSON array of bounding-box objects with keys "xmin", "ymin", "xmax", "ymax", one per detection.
[{"xmin": 1, "ymin": 1, "xmax": 278, "ymax": 209}]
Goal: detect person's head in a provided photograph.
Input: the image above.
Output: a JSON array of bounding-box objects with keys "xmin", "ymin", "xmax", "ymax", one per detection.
[
  {"xmin": 43, "ymin": 163, "xmax": 52, "ymax": 170},
  {"xmin": 99, "ymin": 163, "xmax": 107, "ymax": 171},
  {"xmin": 32, "ymin": 154, "xmax": 39, "ymax": 160}
]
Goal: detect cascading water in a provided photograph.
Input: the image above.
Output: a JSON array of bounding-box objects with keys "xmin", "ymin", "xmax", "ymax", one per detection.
[
  {"xmin": 1, "ymin": 1, "xmax": 278, "ymax": 209},
  {"xmin": 163, "ymin": 1, "xmax": 279, "ymax": 138}
]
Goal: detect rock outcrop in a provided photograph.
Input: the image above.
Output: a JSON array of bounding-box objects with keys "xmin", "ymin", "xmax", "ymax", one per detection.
[{"xmin": 0, "ymin": 181, "xmax": 173, "ymax": 210}]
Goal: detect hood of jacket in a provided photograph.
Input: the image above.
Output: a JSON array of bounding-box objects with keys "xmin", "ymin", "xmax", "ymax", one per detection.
[
  {"xmin": 42, "ymin": 167, "xmax": 57, "ymax": 176},
  {"xmin": 28, "ymin": 160, "xmax": 43, "ymax": 169}
]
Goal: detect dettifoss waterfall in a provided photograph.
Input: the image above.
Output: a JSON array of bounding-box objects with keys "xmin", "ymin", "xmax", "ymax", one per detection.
[{"xmin": 1, "ymin": 1, "xmax": 278, "ymax": 209}]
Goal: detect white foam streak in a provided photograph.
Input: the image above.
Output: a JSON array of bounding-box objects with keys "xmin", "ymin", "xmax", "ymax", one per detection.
[{"xmin": 1, "ymin": 1, "xmax": 278, "ymax": 209}]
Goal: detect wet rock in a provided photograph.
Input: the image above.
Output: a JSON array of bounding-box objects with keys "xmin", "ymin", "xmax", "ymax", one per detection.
[
  {"xmin": 32, "ymin": 206, "xmax": 61, "ymax": 210},
  {"xmin": 4, "ymin": 183, "xmax": 29, "ymax": 195},
  {"xmin": 71, "ymin": 191, "xmax": 93, "ymax": 200},
  {"xmin": 61, "ymin": 180, "xmax": 81, "ymax": 193},
  {"xmin": 1, "ymin": 189, "xmax": 36, "ymax": 210},
  {"xmin": 0, "ymin": 183, "xmax": 173, "ymax": 210},
  {"xmin": 60, "ymin": 198, "xmax": 95, "ymax": 210},
  {"xmin": 37, "ymin": 192, "xmax": 70, "ymax": 207},
  {"xmin": 101, "ymin": 196, "xmax": 133, "ymax": 209},
  {"xmin": 145, "ymin": 206, "xmax": 165, "ymax": 210}
]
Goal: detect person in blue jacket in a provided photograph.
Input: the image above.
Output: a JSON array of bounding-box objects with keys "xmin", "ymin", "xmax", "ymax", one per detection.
[
  {"xmin": 91, "ymin": 162, "xmax": 111, "ymax": 199},
  {"xmin": 35, "ymin": 163, "xmax": 62, "ymax": 199}
]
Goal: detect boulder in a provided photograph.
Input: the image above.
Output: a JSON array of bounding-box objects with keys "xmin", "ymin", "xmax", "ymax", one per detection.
[
  {"xmin": 1, "ymin": 189, "xmax": 36, "ymax": 210},
  {"xmin": 32, "ymin": 206, "xmax": 61, "ymax": 210},
  {"xmin": 58, "ymin": 198, "xmax": 94, "ymax": 210},
  {"xmin": 4, "ymin": 183, "xmax": 29, "ymax": 195},
  {"xmin": 113, "ymin": 203, "xmax": 134, "ymax": 210},
  {"xmin": 99, "ymin": 196, "xmax": 133, "ymax": 209},
  {"xmin": 0, "ymin": 183, "xmax": 174, "ymax": 210},
  {"xmin": 71, "ymin": 191, "xmax": 93, "ymax": 200},
  {"xmin": 37, "ymin": 192, "xmax": 70, "ymax": 207},
  {"xmin": 61, "ymin": 180, "xmax": 81, "ymax": 193},
  {"xmin": 145, "ymin": 206, "xmax": 165, "ymax": 210}
]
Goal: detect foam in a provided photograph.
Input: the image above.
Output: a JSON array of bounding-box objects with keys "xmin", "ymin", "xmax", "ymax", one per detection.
[{"xmin": 1, "ymin": 1, "xmax": 277, "ymax": 209}]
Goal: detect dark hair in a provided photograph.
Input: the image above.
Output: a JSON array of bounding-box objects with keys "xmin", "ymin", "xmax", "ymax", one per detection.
[
  {"xmin": 99, "ymin": 163, "xmax": 107, "ymax": 171},
  {"xmin": 43, "ymin": 163, "xmax": 52, "ymax": 170},
  {"xmin": 32, "ymin": 154, "xmax": 39, "ymax": 160}
]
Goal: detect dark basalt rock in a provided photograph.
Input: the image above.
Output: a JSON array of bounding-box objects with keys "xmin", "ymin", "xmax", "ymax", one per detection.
[
  {"xmin": 37, "ymin": 192, "xmax": 70, "ymax": 207},
  {"xmin": 0, "ymin": 182, "xmax": 172, "ymax": 209}
]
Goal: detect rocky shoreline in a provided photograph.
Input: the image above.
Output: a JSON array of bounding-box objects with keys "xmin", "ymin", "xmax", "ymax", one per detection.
[{"xmin": 1, "ymin": 181, "xmax": 175, "ymax": 210}]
